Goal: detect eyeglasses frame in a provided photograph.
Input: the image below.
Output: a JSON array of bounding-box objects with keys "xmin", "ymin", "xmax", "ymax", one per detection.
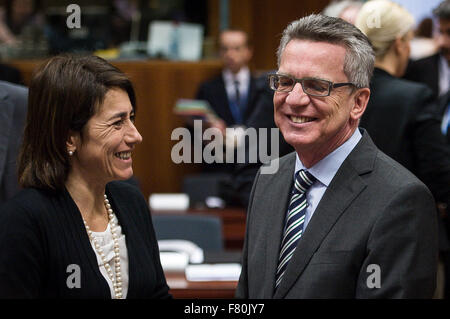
[{"xmin": 268, "ymin": 73, "xmax": 356, "ymax": 97}]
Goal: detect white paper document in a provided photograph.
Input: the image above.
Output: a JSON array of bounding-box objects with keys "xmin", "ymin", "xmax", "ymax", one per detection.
[{"xmin": 185, "ymin": 263, "xmax": 242, "ymax": 281}]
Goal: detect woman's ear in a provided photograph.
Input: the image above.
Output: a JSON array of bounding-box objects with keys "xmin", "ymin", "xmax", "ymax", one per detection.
[
  {"xmin": 393, "ymin": 36, "xmax": 403, "ymax": 56},
  {"xmin": 66, "ymin": 130, "xmax": 80, "ymax": 155}
]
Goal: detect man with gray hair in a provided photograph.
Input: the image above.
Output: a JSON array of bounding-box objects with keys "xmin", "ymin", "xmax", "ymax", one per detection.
[{"xmin": 235, "ymin": 14, "xmax": 438, "ymax": 298}]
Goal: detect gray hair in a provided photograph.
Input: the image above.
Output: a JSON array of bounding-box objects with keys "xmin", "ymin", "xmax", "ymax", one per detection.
[
  {"xmin": 434, "ymin": 0, "xmax": 450, "ymax": 19},
  {"xmin": 276, "ymin": 14, "xmax": 375, "ymax": 88}
]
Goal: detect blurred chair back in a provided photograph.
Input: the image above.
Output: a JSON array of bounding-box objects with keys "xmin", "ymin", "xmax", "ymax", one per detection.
[
  {"xmin": 152, "ymin": 214, "xmax": 224, "ymax": 251},
  {"xmin": 182, "ymin": 173, "xmax": 231, "ymax": 208}
]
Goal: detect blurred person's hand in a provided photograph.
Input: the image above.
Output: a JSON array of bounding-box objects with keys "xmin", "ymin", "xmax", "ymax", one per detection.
[{"xmin": 205, "ymin": 115, "xmax": 227, "ymax": 136}]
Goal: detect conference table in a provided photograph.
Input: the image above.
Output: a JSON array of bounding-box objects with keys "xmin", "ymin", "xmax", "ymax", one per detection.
[
  {"xmin": 164, "ymin": 270, "xmax": 238, "ymax": 299},
  {"xmin": 153, "ymin": 207, "xmax": 246, "ymax": 298}
]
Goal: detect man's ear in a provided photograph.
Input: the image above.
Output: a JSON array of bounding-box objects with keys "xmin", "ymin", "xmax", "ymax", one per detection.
[{"xmin": 350, "ymin": 87, "xmax": 370, "ymax": 121}]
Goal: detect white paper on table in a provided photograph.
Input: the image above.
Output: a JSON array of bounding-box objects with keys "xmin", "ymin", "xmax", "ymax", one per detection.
[
  {"xmin": 149, "ymin": 193, "xmax": 189, "ymax": 210},
  {"xmin": 159, "ymin": 252, "xmax": 189, "ymax": 271},
  {"xmin": 185, "ymin": 263, "xmax": 242, "ymax": 281}
]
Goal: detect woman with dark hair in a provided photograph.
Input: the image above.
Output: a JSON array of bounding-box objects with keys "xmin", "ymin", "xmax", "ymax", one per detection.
[{"xmin": 0, "ymin": 54, "xmax": 171, "ymax": 299}]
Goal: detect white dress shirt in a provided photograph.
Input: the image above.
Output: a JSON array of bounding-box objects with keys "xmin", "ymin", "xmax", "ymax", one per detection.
[
  {"xmin": 293, "ymin": 128, "xmax": 362, "ymax": 231},
  {"xmin": 89, "ymin": 214, "xmax": 129, "ymax": 299},
  {"xmin": 222, "ymin": 67, "xmax": 250, "ymax": 102}
]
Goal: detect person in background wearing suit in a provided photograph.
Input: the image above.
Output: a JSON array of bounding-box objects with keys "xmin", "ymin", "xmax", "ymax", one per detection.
[
  {"xmin": 193, "ymin": 29, "xmax": 261, "ymax": 174},
  {"xmin": 355, "ymin": 0, "xmax": 450, "ymax": 299},
  {"xmin": 0, "ymin": 55, "xmax": 171, "ymax": 299},
  {"xmin": 196, "ymin": 29, "xmax": 256, "ymax": 133},
  {"xmin": 220, "ymin": 74, "xmax": 294, "ymax": 207},
  {"xmin": 236, "ymin": 14, "xmax": 438, "ymax": 299},
  {"xmin": 184, "ymin": 29, "xmax": 266, "ymax": 206},
  {"xmin": 404, "ymin": 0, "xmax": 450, "ymax": 100},
  {"xmin": 0, "ymin": 80, "xmax": 27, "ymax": 204}
]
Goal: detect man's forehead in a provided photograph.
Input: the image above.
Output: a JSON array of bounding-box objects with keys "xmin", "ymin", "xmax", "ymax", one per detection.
[
  {"xmin": 280, "ymin": 40, "xmax": 346, "ymax": 78},
  {"xmin": 282, "ymin": 40, "xmax": 346, "ymax": 63},
  {"xmin": 221, "ymin": 31, "xmax": 247, "ymax": 42}
]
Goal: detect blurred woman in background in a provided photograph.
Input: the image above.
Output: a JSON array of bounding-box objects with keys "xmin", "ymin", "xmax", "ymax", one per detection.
[{"xmin": 356, "ymin": 0, "xmax": 450, "ymax": 299}]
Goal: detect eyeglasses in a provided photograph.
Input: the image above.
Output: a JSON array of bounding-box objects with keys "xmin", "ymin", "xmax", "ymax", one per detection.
[{"xmin": 268, "ymin": 73, "xmax": 355, "ymax": 97}]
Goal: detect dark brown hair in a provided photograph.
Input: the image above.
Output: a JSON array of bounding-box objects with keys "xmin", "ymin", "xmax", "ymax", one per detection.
[{"xmin": 18, "ymin": 54, "xmax": 137, "ymax": 191}]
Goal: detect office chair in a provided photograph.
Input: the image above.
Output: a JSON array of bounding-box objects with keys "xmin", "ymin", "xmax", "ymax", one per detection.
[
  {"xmin": 182, "ymin": 173, "xmax": 231, "ymax": 208},
  {"xmin": 151, "ymin": 214, "xmax": 224, "ymax": 252}
]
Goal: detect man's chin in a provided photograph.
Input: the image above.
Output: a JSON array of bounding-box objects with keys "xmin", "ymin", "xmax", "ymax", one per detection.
[{"xmin": 283, "ymin": 134, "xmax": 315, "ymax": 151}]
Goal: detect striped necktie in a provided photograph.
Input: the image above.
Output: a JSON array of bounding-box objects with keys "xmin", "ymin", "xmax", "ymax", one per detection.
[
  {"xmin": 234, "ymin": 79, "xmax": 240, "ymax": 105},
  {"xmin": 275, "ymin": 169, "xmax": 316, "ymax": 288}
]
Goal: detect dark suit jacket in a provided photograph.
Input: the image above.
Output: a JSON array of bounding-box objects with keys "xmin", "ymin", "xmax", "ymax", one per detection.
[
  {"xmin": 361, "ymin": 68, "xmax": 450, "ymax": 202},
  {"xmin": 0, "ymin": 81, "xmax": 27, "ymax": 204},
  {"xmin": 404, "ymin": 53, "xmax": 440, "ymax": 100},
  {"xmin": 437, "ymin": 91, "xmax": 450, "ymax": 144},
  {"xmin": 0, "ymin": 64, "xmax": 23, "ymax": 86},
  {"xmin": 236, "ymin": 130, "xmax": 438, "ymax": 298},
  {"xmin": 360, "ymin": 69, "xmax": 450, "ymax": 250},
  {"xmin": 196, "ymin": 74, "xmax": 260, "ymax": 126}
]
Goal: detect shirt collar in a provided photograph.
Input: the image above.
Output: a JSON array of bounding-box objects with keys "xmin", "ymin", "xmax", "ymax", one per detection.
[
  {"xmin": 294, "ymin": 128, "xmax": 362, "ymax": 186},
  {"xmin": 223, "ymin": 67, "xmax": 250, "ymax": 84}
]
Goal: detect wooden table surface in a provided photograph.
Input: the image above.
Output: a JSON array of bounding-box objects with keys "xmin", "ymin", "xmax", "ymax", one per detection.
[{"xmin": 165, "ymin": 270, "xmax": 238, "ymax": 299}]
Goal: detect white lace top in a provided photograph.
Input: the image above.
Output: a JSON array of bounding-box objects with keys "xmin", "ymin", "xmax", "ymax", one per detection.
[{"xmin": 89, "ymin": 215, "xmax": 129, "ymax": 299}]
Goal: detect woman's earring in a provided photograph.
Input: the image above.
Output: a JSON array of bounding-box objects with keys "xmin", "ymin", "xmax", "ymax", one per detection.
[{"xmin": 68, "ymin": 150, "xmax": 74, "ymax": 156}]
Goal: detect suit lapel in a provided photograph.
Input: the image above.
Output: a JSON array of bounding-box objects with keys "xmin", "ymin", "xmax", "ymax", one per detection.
[
  {"xmin": 262, "ymin": 153, "xmax": 295, "ymax": 298},
  {"xmin": 0, "ymin": 87, "xmax": 13, "ymax": 183},
  {"xmin": 273, "ymin": 131, "xmax": 376, "ymax": 298}
]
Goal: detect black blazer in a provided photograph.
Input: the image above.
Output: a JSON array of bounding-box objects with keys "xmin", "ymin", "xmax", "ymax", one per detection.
[
  {"xmin": 0, "ymin": 81, "xmax": 27, "ymax": 204},
  {"xmin": 361, "ymin": 68, "xmax": 446, "ymax": 172},
  {"xmin": 438, "ymin": 91, "xmax": 450, "ymax": 144},
  {"xmin": 0, "ymin": 64, "xmax": 23, "ymax": 86},
  {"xmin": 404, "ymin": 53, "xmax": 440, "ymax": 100},
  {"xmin": 0, "ymin": 181, "xmax": 171, "ymax": 299},
  {"xmin": 360, "ymin": 68, "xmax": 450, "ymax": 249},
  {"xmin": 196, "ymin": 74, "xmax": 260, "ymax": 126}
]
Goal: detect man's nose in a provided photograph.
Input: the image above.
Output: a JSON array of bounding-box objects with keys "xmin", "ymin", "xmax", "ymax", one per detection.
[{"xmin": 285, "ymin": 82, "xmax": 310, "ymax": 105}]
